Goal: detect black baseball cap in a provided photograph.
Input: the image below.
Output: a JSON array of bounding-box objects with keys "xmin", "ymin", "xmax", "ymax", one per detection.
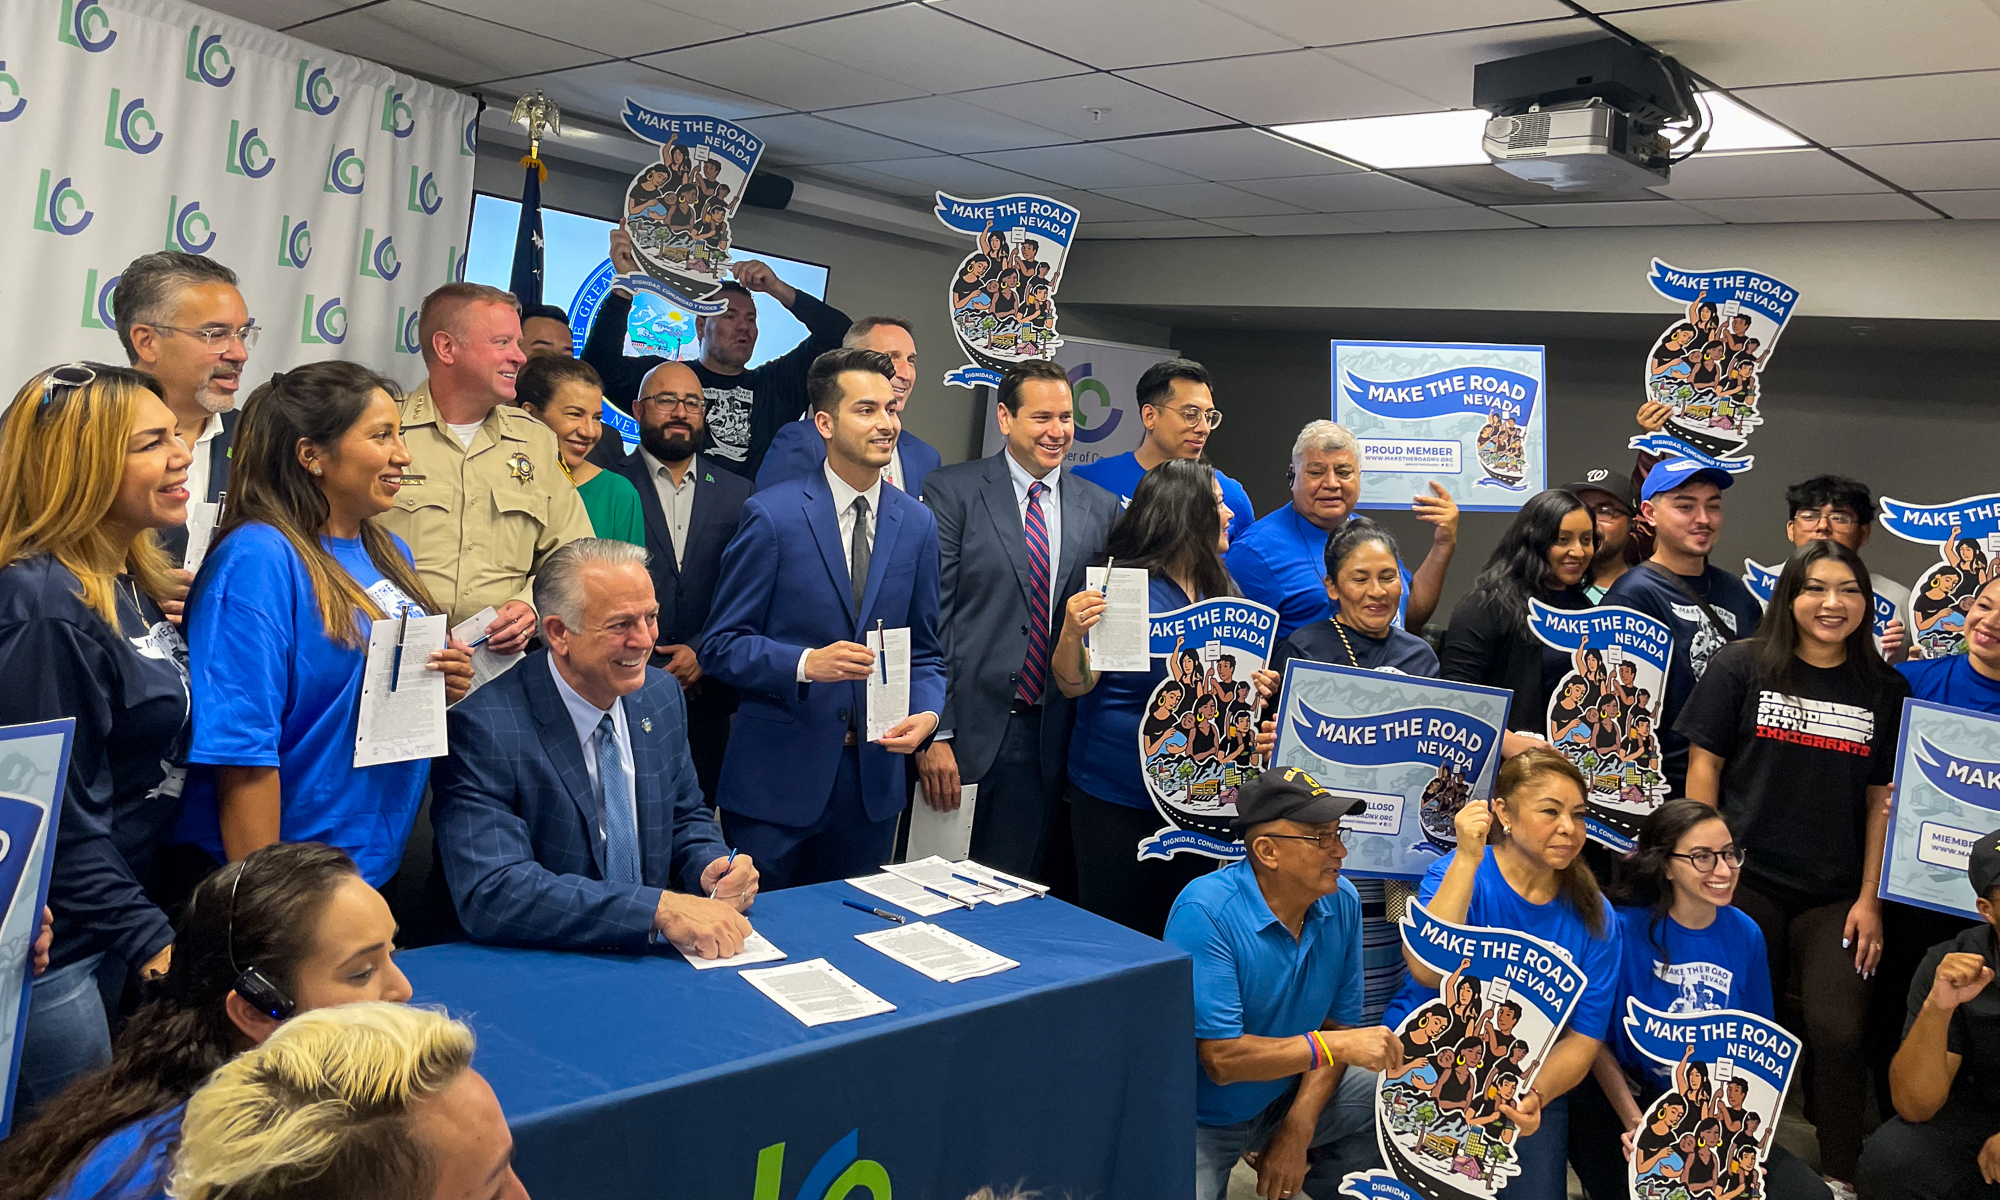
[
  {"xmin": 1562, "ymin": 468, "xmax": 1637, "ymax": 514},
  {"xmin": 1231, "ymin": 766, "xmax": 1369, "ymax": 836},
  {"xmin": 1969, "ymin": 828, "xmax": 2000, "ymax": 899}
]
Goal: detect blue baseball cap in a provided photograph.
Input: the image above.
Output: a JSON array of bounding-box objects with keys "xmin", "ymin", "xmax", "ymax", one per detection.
[{"xmin": 1641, "ymin": 458, "xmax": 1736, "ymax": 502}]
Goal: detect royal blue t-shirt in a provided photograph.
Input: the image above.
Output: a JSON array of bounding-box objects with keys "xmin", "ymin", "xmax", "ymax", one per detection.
[
  {"xmin": 1068, "ymin": 574, "xmax": 1195, "ymax": 810},
  {"xmin": 46, "ymin": 1104, "xmax": 182, "ymax": 1200},
  {"xmin": 1609, "ymin": 905, "xmax": 1773, "ymax": 1087},
  {"xmin": 1382, "ymin": 847, "xmax": 1621, "ymax": 1044},
  {"xmin": 1165, "ymin": 860, "xmax": 1364, "ymax": 1126},
  {"xmin": 1071, "ymin": 451, "xmax": 1256, "ymax": 543},
  {"xmin": 180, "ymin": 523, "xmax": 430, "ymax": 885},
  {"xmin": 1227, "ymin": 505, "xmax": 1412, "ymax": 638},
  {"xmin": 1899, "ymin": 653, "xmax": 2000, "ymax": 714}
]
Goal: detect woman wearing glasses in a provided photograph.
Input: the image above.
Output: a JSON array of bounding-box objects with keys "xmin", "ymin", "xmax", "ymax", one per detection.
[
  {"xmin": 515, "ymin": 356, "xmax": 644, "ymax": 546},
  {"xmin": 0, "ymin": 364, "xmax": 194, "ymax": 1112},
  {"xmin": 0, "ymin": 842, "xmax": 411, "ymax": 1200}
]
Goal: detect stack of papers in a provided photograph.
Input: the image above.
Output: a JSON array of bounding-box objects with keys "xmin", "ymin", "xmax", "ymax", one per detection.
[
  {"xmin": 680, "ymin": 931, "xmax": 785, "ymax": 971},
  {"xmin": 856, "ymin": 923, "xmax": 1019, "ymax": 983},
  {"xmin": 740, "ymin": 959, "xmax": 896, "ymax": 1026},
  {"xmin": 846, "ymin": 871, "xmax": 964, "ymax": 917},
  {"xmin": 886, "ymin": 856, "xmax": 1025, "ymax": 906},
  {"xmin": 949, "ymin": 859, "xmax": 1050, "ymax": 903}
]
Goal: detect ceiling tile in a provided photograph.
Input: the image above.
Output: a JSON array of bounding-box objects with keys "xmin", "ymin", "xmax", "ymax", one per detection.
[
  {"xmin": 1838, "ymin": 141, "xmax": 2000, "ymax": 193},
  {"xmin": 732, "ymin": 114, "xmax": 936, "ymax": 166},
  {"xmin": 1398, "ymin": 163, "xmax": 1664, "ymax": 205},
  {"xmin": 954, "ymin": 74, "xmax": 1226, "ymax": 141},
  {"xmin": 1321, "ymin": 18, "xmax": 1601, "ymax": 109},
  {"xmin": 1101, "ymin": 128, "xmax": 1361, "ymax": 181},
  {"xmin": 1680, "ymin": 193, "xmax": 1945, "ymax": 222},
  {"xmin": 794, "ymin": 161, "xmax": 949, "ymax": 200},
  {"xmin": 1119, "ymin": 49, "xmax": 1437, "ymax": 125},
  {"xmin": 291, "ymin": 0, "xmax": 604, "ymax": 85},
  {"xmin": 934, "ymin": 0, "xmax": 1295, "ymax": 69},
  {"xmin": 830, "ymin": 155, "xmax": 1068, "ymax": 197},
  {"xmin": 1094, "ymin": 182, "xmax": 1307, "ymax": 217},
  {"xmin": 1489, "ymin": 199, "xmax": 1724, "ymax": 225},
  {"xmin": 1204, "ymin": 0, "xmax": 1575, "ymax": 47},
  {"xmin": 1648, "ymin": 148, "xmax": 1890, "ymax": 199},
  {"xmin": 651, "ymin": 0, "xmax": 885, "ymax": 36},
  {"xmin": 483, "ymin": 61, "xmax": 786, "ymax": 127},
  {"xmin": 819, "ymin": 95, "xmax": 1075, "ymax": 154},
  {"xmin": 970, "ymin": 145, "xmax": 1203, "ymax": 188},
  {"xmin": 1738, "ymin": 71, "xmax": 2000, "ymax": 147},
  {"xmin": 1077, "ymin": 219, "xmax": 1247, "ymax": 238},
  {"xmin": 1340, "ymin": 208, "xmax": 1539, "ymax": 231},
  {"xmin": 421, "ymin": 0, "xmax": 736, "ymax": 56},
  {"xmin": 1049, "ymin": 191, "xmax": 1181, "ymax": 222},
  {"xmin": 1608, "ymin": 0, "xmax": 2000, "ymax": 89},
  {"xmin": 1233, "ymin": 172, "xmax": 1468, "ymax": 211},
  {"xmin": 1205, "ymin": 213, "xmax": 1374, "ymax": 235},
  {"xmin": 204, "ymin": 0, "xmax": 356, "ymax": 27},
  {"xmin": 640, "ymin": 37, "xmax": 922, "ymax": 111},
  {"xmin": 764, "ymin": 6, "xmax": 1077, "ymax": 94},
  {"xmin": 1918, "ymin": 189, "xmax": 2000, "ymax": 219}
]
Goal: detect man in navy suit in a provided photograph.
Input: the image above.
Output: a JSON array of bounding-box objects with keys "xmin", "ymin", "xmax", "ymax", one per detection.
[
  {"xmin": 703, "ymin": 347, "xmax": 946, "ymax": 889},
  {"xmin": 752, "ymin": 317, "xmax": 941, "ymax": 499},
  {"xmin": 431, "ymin": 539, "xmax": 760, "ymax": 958},
  {"xmin": 605, "ymin": 359, "xmax": 753, "ymax": 802},
  {"xmin": 916, "ymin": 360, "xmax": 1121, "ymax": 884}
]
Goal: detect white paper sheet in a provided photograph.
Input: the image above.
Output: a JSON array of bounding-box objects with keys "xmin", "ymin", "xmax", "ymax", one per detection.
[
  {"xmin": 680, "ymin": 931, "xmax": 786, "ymax": 970},
  {"xmin": 846, "ymin": 872, "xmax": 961, "ymax": 917},
  {"xmin": 950, "ymin": 858, "xmax": 1049, "ymax": 900},
  {"xmin": 865, "ymin": 626, "xmax": 910, "ymax": 741},
  {"xmin": 1085, "ymin": 566, "xmax": 1151, "ymax": 672},
  {"xmin": 181, "ymin": 501, "xmax": 220, "ymax": 574},
  {"xmin": 855, "ymin": 922, "xmax": 1019, "ymax": 983},
  {"xmin": 906, "ymin": 784, "xmax": 977, "ymax": 861},
  {"xmin": 354, "ymin": 614, "xmax": 448, "ymax": 767},
  {"xmin": 739, "ymin": 958, "xmax": 895, "ymax": 1026},
  {"xmin": 449, "ymin": 607, "xmax": 521, "ymax": 689},
  {"xmin": 883, "ymin": 855, "xmax": 995, "ymax": 906}
]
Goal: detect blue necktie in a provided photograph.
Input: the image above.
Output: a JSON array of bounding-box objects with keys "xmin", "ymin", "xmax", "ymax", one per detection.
[{"xmin": 595, "ymin": 713, "xmax": 640, "ymax": 885}]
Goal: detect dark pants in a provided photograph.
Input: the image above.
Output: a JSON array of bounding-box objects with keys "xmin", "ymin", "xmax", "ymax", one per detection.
[
  {"xmin": 1068, "ymin": 783, "xmax": 1211, "ymax": 940},
  {"xmin": 1569, "ymin": 1072, "xmax": 1832, "ymax": 1200},
  {"xmin": 1736, "ymin": 883, "xmax": 1876, "ymax": 1181},
  {"xmin": 684, "ymin": 683, "xmax": 734, "ymax": 807},
  {"xmin": 1858, "ymin": 1105, "xmax": 2000, "ymax": 1200},
  {"xmin": 723, "ymin": 745, "xmax": 895, "ymax": 891},
  {"xmin": 968, "ymin": 705, "xmax": 1063, "ymax": 882}
]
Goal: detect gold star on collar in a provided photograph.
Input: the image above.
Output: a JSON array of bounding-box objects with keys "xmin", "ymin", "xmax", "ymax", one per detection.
[{"xmin": 506, "ymin": 451, "xmax": 535, "ymax": 482}]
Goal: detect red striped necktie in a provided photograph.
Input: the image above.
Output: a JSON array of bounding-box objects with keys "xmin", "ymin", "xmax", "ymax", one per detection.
[{"xmin": 1017, "ymin": 481, "xmax": 1051, "ymax": 705}]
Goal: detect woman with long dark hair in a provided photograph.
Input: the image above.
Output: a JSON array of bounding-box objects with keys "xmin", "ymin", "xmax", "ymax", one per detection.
[
  {"xmin": 176, "ymin": 363, "xmax": 471, "ymax": 890},
  {"xmin": 1675, "ymin": 538, "xmax": 1908, "ymax": 1190},
  {"xmin": 1054, "ymin": 458, "xmax": 1233, "ymax": 937},
  {"xmin": 0, "ymin": 842, "xmax": 412, "ymax": 1200},
  {"xmin": 515, "ymin": 356, "xmax": 644, "ymax": 546}
]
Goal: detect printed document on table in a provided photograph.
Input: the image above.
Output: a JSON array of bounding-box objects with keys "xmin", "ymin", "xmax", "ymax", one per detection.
[
  {"xmin": 886, "ymin": 855, "xmax": 1007, "ymax": 905},
  {"xmin": 951, "ymin": 858, "xmax": 1049, "ymax": 900},
  {"xmin": 1085, "ymin": 566, "xmax": 1151, "ymax": 672},
  {"xmin": 906, "ymin": 784, "xmax": 977, "ymax": 861},
  {"xmin": 856, "ymin": 923, "xmax": 1019, "ymax": 983},
  {"xmin": 740, "ymin": 958, "xmax": 895, "ymax": 1026},
  {"xmin": 847, "ymin": 872, "xmax": 959, "ymax": 917},
  {"xmin": 450, "ymin": 607, "xmax": 520, "ymax": 689},
  {"xmin": 354, "ymin": 614, "xmax": 447, "ymax": 767},
  {"xmin": 865, "ymin": 626, "xmax": 910, "ymax": 741},
  {"xmin": 681, "ymin": 931, "xmax": 785, "ymax": 970}
]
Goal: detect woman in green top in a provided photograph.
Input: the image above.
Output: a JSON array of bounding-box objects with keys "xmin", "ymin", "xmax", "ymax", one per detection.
[{"xmin": 515, "ymin": 356, "xmax": 645, "ymax": 546}]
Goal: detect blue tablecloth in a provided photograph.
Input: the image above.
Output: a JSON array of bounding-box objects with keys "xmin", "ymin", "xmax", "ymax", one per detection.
[{"xmin": 404, "ymin": 881, "xmax": 1195, "ymax": 1200}]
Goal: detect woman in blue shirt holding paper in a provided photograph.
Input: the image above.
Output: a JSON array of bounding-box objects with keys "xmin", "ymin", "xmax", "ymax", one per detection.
[{"xmin": 178, "ymin": 363, "xmax": 472, "ymax": 888}]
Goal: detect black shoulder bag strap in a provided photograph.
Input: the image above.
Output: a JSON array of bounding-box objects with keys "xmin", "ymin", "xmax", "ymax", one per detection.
[{"xmin": 1641, "ymin": 560, "xmax": 1731, "ymax": 638}]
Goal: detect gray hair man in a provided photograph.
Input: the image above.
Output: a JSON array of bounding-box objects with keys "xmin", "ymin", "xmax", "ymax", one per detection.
[{"xmin": 750, "ymin": 314, "xmax": 942, "ymax": 496}]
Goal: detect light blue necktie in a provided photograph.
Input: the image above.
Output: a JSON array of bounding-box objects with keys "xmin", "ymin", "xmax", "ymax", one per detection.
[{"xmin": 595, "ymin": 712, "xmax": 640, "ymax": 885}]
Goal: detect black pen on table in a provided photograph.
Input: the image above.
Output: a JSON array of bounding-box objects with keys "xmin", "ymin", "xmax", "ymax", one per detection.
[
  {"xmin": 843, "ymin": 899, "xmax": 905, "ymax": 924},
  {"xmin": 388, "ymin": 608, "xmax": 409, "ymax": 692}
]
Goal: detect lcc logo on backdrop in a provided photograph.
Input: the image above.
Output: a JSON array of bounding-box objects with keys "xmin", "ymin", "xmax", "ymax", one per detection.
[
  {"xmin": 294, "ymin": 59, "xmax": 339, "ymax": 115},
  {"xmin": 226, "ymin": 119, "xmax": 275, "ymax": 178},
  {"xmin": 323, "ymin": 147, "xmax": 365, "ymax": 195},
  {"xmin": 358, "ymin": 229, "xmax": 401, "ymax": 281},
  {"xmin": 277, "ymin": 217, "xmax": 312, "ymax": 269},
  {"xmin": 164, "ymin": 195, "xmax": 217, "ymax": 254},
  {"xmin": 104, "ymin": 88, "xmax": 162, "ymax": 154},
  {"xmin": 408, "ymin": 167, "xmax": 443, "ymax": 215},
  {"xmin": 0, "ymin": 61, "xmax": 26, "ymax": 122},
  {"xmin": 751, "ymin": 1129, "xmax": 890, "ymax": 1200},
  {"xmin": 301, "ymin": 295, "xmax": 346, "ymax": 345},
  {"xmin": 79, "ymin": 268, "xmax": 120, "ymax": 330},
  {"xmin": 56, "ymin": 0, "xmax": 116, "ymax": 52},
  {"xmin": 381, "ymin": 88, "xmax": 414, "ymax": 138},
  {"xmin": 184, "ymin": 24, "xmax": 233, "ymax": 87},
  {"xmin": 33, "ymin": 170, "xmax": 92, "ymax": 236}
]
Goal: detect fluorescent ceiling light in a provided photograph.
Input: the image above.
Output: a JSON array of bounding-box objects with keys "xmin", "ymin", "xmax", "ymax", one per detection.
[
  {"xmin": 1274, "ymin": 110, "xmax": 1490, "ymax": 170},
  {"xmin": 1684, "ymin": 91, "xmax": 1808, "ymax": 152}
]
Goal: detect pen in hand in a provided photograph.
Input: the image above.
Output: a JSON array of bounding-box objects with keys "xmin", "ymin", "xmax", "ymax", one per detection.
[{"xmin": 709, "ymin": 847, "xmax": 737, "ymax": 900}]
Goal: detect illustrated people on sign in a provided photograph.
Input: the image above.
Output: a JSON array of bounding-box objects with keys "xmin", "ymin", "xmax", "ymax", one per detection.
[
  {"xmin": 1481, "ymin": 999, "xmax": 1529, "ymax": 1069},
  {"xmin": 1633, "ymin": 1094, "xmax": 1689, "ymax": 1174},
  {"xmin": 992, "ymin": 267, "xmax": 1023, "ymax": 323},
  {"xmin": 1389, "ymin": 1005, "xmax": 1455, "ymax": 1080},
  {"xmin": 1681, "ymin": 1118, "xmax": 1727, "ymax": 1198},
  {"xmin": 1715, "ymin": 1076, "xmax": 1753, "ymax": 1148},
  {"xmin": 695, "ymin": 197, "xmax": 730, "ymax": 249},
  {"xmin": 1188, "ymin": 694, "xmax": 1224, "ymax": 765},
  {"xmin": 1718, "ymin": 1143, "xmax": 1764, "ymax": 1200},
  {"xmin": 1688, "ymin": 343, "xmax": 1731, "ymax": 391},
  {"xmin": 1552, "ymin": 677, "xmax": 1592, "ymax": 746},
  {"xmin": 1142, "ymin": 682, "xmax": 1189, "ymax": 759},
  {"xmin": 628, "ymin": 165, "xmax": 673, "ymax": 220},
  {"xmin": 1676, "ymin": 1049, "xmax": 1713, "ymax": 1134},
  {"xmin": 1442, "ymin": 958, "xmax": 1480, "ymax": 1044},
  {"xmin": 1579, "ymin": 647, "xmax": 1608, "ymax": 705},
  {"xmin": 1945, "ymin": 526, "xmax": 1992, "ymax": 597},
  {"xmin": 1687, "ymin": 293, "xmax": 1721, "ymax": 346},
  {"xmin": 1431, "ymin": 1038, "xmax": 1485, "ymax": 1120},
  {"xmin": 1912, "ymin": 567, "xmax": 1966, "ymax": 652},
  {"xmin": 1651, "ymin": 324, "xmax": 1701, "ymax": 381},
  {"xmin": 952, "ymin": 257, "xmax": 993, "ymax": 315},
  {"xmin": 1588, "ymin": 694, "xmax": 1625, "ymax": 756},
  {"xmin": 1718, "ymin": 312, "xmax": 1755, "ymax": 357},
  {"xmin": 1610, "ymin": 659, "xmax": 1641, "ymax": 711},
  {"xmin": 695, "ymin": 156, "xmax": 724, "ymax": 203},
  {"xmin": 663, "ymin": 182, "xmax": 702, "ymax": 237}
]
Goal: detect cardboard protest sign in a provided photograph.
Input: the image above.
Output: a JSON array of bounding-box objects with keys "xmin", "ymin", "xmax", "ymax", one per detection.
[
  {"xmin": 618, "ymin": 102, "xmax": 765, "ymax": 315},
  {"xmin": 1879, "ymin": 492, "xmax": 2000, "ymax": 660},
  {"xmin": 1631, "ymin": 259, "xmax": 1802, "ymax": 473},
  {"xmin": 1362, "ymin": 901, "xmax": 1588, "ymax": 1199},
  {"xmin": 1269, "ymin": 661, "xmax": 1510, "ymax": 879},
  {"xmin": 1134, "ymin": 598, "xmax": 1280, "ymax": 862},
  {"xmin": 1528, "ymin": 600, "xmax": 1672, "ymax": 852},
  {"xmin": 1331, "ymin": 342, "xmax": 1547, "ymax": 513},
  {"xmin": 1882, "ymin": 699, "xmax": 2000, "ymax": 920},
  {"xmin": 0, "ymin": 720, "xmax": 75, "ymax": 1137},
  {"xmin": 1743, "ymin": 557, "xmax": 1899, "ymax": 653},
  {"xmin": 1623, "ymin": 1000, "xmax": 1800, "ymax": 1200},
  {"xmin": 936, "ymin": 192, "xmax": 1080, "ymax": 390}
]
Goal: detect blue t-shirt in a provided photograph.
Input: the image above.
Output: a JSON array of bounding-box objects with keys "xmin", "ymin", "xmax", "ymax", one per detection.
[
  {"xmin": 1071, "ymin": 451, "xmax": 1256, "ymax": 544},
  {"xmin": 47, "ymin": 1104, "xmax": 182, "ymax": 1200},
  {"xmin": 1899, "ymin": 653, "xmax": 2000, "ymax": 714},
  {"xmin": 1227, "ymin": 506, "xmax": 1412, "ymax": 638},
  {"xmin": 180, "ymin": 524, "xmax": 429, "ymax": 885},
  {"xmin": 1609, "ymin": 905, "xmax": 1773, "ymax": 1087},
  {"xmin": 1068, "ymin": 574, "xmax": 1195, "ymax": 810},
  {"xmin": 1165, "ymin": 860, "xmax": 1364, "ymax": 1126},
  {"xmin": 1383, "ymin": 847, "xmax": 1621, "ymax": 1044}
]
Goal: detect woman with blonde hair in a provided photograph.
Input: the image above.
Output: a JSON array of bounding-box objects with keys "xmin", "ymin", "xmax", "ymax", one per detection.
[{"xmin": 0, "ymin": 363, "xmax": 194, "ymax": 1111}]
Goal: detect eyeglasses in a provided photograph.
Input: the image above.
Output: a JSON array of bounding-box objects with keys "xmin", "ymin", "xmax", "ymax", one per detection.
[
  {"xmin": 639, "ymin": 392, "xmax": 706, "ymax": 415},
  {"xmin": 1258, "ymin": 829, "xmax": 1347, "ymax": 852},
  {"xmin": 1792, "ymin": 509, "xmax": 1858, "ymax": 530},
  {"xmin": 1588, "ymin": 502, "xmax": 1630, "ymax": 518},
  {"xmin": 140, "ymin": 322, "xmax": 261, "ymax": 351},
  {"xmin": 1157, "ymin": 404, "xmax": 1223, "ymax": 430},
  {"xmin": 37, "ymin": 363, "xmax": 96, "ymax": 418},
  {"xmin": 1671, "ymin": 846, "xmax": 1746, "ymax": 873}
]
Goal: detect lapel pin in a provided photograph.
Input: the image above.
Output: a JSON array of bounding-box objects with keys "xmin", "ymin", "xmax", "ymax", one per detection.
[{"xmin": 641, "ymin": 717, "xmax": 653, "ymax": 733}]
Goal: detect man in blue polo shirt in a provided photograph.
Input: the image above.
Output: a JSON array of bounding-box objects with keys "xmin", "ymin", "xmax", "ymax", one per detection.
[
  {"xmin": 1226, "ymin": 419, "xmax": 1460, "ymax": 639},
  {"xmin": 1166, "ymin": 767, "xmax": 1403, "ymax": 1200},
  {"xmin": 1072, "ymin": 357, "xmax": 1256, "ymax": 543}
]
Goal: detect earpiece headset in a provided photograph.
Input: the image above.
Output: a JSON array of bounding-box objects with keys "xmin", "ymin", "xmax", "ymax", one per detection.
[{"xmin": 226, "ymin": 862, "xmax": 297, "ymax": 1021}]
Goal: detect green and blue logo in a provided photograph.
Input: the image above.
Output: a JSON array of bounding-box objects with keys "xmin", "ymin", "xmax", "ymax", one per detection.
[
  {"xmin": 79, "ymin": 267, "xmax": 119, "ymax": 329},
  {"xmin": 407, "ymin": 166, "xmax": 442, "ymax": 215},
  {"xmin": 293, "ymin": 59, "xmax": 339, "ymax": 115},
  {"xmin": 380, "ymin": 87, "xmax": 413, "ymax": 138},
  {"xmin": 103, "ymin": 88, "xmax": 162, "ymax": 154},
  {"xmin": 358, "ymin": 228, "xmax": 401, "ymax": 281},
  {"xmin": 1067, "ymin": 362, "xmax": 1124, "ymax": 443},
  {"xmin": 184, "ymin": 24, "xmax": 233, "ymax": 86},
  {"xmin": 277, "ymin": 215, "xmax": 311, "ymax": 268},
  {"xmin": 461, "ymin": 112, "xmax": 478, "ymax": 156},
  {"xmin": 751, "ymin": 1131, "xmax": 890, "ymax": 1200},
  {"xmin": 163, "ymin": 195, "xmax": 216, "ymax": 254},
  {"xmin": 0, "ymin": 61, "xmax": 25, "ymax": 122},
  {"xmin": 446, "ymin": 244, "xmax": 465, "ymax": 283},
  {"xmin": 57, "ymin": 0, "xmax": 115, "ymax": 52},
  {"xmin": 226, "ymin": 119, "xmax": 274, "ymax": 178},
  {"xmin": 394, "ymin": 306, "xmax": 421, "ymax": 354},
  {"xmin": 33, "ymin": 169, "xmax": 92, "ymax": 236},
  {"xmin": 301, "ymin": 294, "xmax": 346, "ymax": 345},
  {"xmin": 323, "ymin": 146, "xmax": 364, "ymax": 195}
]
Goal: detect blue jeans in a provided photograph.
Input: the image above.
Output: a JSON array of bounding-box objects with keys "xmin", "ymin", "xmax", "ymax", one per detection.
[
  {"xmin": 1195, "ymin": 1068, "xmax": 1381, "ymax": 1200},
  {"xmin": 1509, "ymin": 1091, "xmax": 1570, "ymax": 1196},
  {"xmin": 13, "ymin": 952, "xmax": 112, "ymax": 1117}
]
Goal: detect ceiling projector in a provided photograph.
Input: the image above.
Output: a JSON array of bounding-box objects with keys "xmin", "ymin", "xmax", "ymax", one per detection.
[{"xmin": 1473, "ymin": 39, "xmax": 1697, "ymax": 193}]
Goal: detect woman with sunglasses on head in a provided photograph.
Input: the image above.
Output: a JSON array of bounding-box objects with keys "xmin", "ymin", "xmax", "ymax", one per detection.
[
  {"xmin": 514, "ymin": 356, "xmax": 644, "ymax": 546},
  {"xmin": 1567, "ymin": 799, "xmax": 1831, "ymax": 1200},
  {"xmin": 0, "ymin": 364, "xmax": 194, "ymax": 1113},
  {"xmin": 0, "ymin": 842, "xmax": 412, "ymax": 1200},
  {"xmin": 173, "ymin": 363, "xmax": 471, "ymax": 899},
  {"xmin": 1675, "ymin": 539, "xmax": 1909, "ymax": 1194}
]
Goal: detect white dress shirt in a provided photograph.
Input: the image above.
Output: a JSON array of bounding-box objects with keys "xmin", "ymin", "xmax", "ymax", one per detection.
[
  {"xmin": 797, "ymin": 461, "xmax": 883, "ymax": 682},
  {"xmin": 640, "ymin": 447, "xmax": 697, "ymax": 569},
  {"xmin": 184, "ymin": 413, "xmax": 223, "ymax": 503},
  {"xmin": 547, "ymin": 654, "xmax": 638, "ymax": 845}
]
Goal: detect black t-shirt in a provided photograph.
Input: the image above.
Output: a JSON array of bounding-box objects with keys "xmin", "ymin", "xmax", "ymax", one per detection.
[
  {"xmin": 1439, "ymin": 585, "xmax": 1590, "ymax": 734},
  {"xmin": 1675, "ymin": 641, "xmax": 1908, "ymax": 907},
  {"xmin": 1902, "ymin": 923, "xmax": 2000, "ymax": 1121}
]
